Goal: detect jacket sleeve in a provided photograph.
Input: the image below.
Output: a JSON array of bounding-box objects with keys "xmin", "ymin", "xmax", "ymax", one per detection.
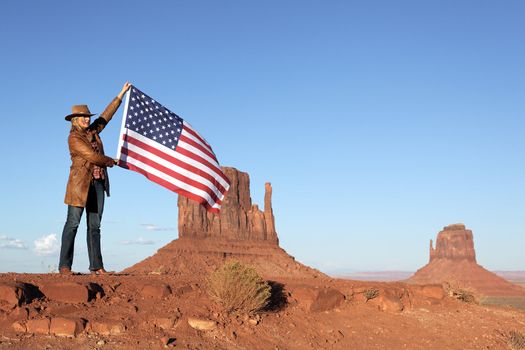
[
  {"xmin": 69, "ymin": 133, "xmax": 115, "ymax": 167},
  {"xmin": 88, "ymin": 97, "xmax": 122, "ymax": 134}
]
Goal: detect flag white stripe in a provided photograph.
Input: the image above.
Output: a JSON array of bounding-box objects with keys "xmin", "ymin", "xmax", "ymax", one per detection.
[
  {"xmin": 122, "ymin": 140, "xmax": 225, "ymax": 199},
  {"xmin": 120, "ymin": 152, "xmax": 221, "ymax": 208},
  {"xmin": 183, "ymin": 121, "xmax": 212, "ymax": 148},
  {"xmin": 181, "ymin": 128, "xmax": 214, "ymax": 156},
  {"xmin": 177, "ymin": 140, "xmax": 220, "ymax": 169},
  {"xmin": 123, "ymin": 129, "xmax": 230, "ymax": 189}
]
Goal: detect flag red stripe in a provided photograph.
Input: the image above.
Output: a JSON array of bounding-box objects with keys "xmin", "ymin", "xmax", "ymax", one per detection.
[
  {"xmin": 123, "ymin": 134, "xmax": 228, "ymax": 194},
  {"xmin": 119, "ymin": 161, "xmax": 219, "ymax": 213},
  {"xmin": 121, "ymin": 147, "xmax": 223, "ymax": 206},
  {"xmin": 123, "ymin": 134, "xmax": 230, "ymax": 187},
  {"xmin": 174, "ymin": 146, "xmax": 230, "ymax": 185},
  {"xmin": 183, "ymin": 125, "xmax": 212, "ymax": 151},
  {"xmin": 182, "ymin": 126, "xmax": 213, "ymax": 155},
  {"xmin": 179, "ymin": 134, "xmax": 218, "ymax": 163}
]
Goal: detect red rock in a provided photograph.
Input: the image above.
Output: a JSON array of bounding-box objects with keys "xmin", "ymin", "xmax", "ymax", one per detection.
[
  {"xmin": 41, "ymin": 282, "xmax": 103, "ymax": 303},
  {"xmin": 123, "ymin": 167, "xmax": 325, "ymax": 280},
  {"xmin": 140, "ymin": 283, "xmax": 171, "ymax": 299},
  {"xmin": 429, "ymin": 224, "xmax": 476, "ymax": 262},
  {"xmin": 174, "ymin": 285, "xmax": 193, "ymax": 297},
  {"xmin": 187, "ymin": 317, "xmax": 217, "ymax": 331},
  {"xmin": 154, "ymin": 317, "xmax": 176, "ymax": 329},
  {"xmin": 50, "ymin": 317, "xmax": 85, "ymax": 337},
  {"xmin": 178, "ymin": 167, "xmax": 279, "ymax": 243},
  {"xmin": 161, "ymin": 336, "xmax": 176, "ymax": 347},
  {"xmin": 370, "ymin": 291, "xmax": 404, "ymax": 312},
  {"xmin": 0, "ymin": 283, "xmax": 23, "ymax": 306},
  {"xmin": 9, "ymin": 306, "xmax": 29, "ymax": 320},
  {"xmin": 26, "ymin": 318, "xmax": 50, "ymax": 334},
  {"xmin": 411, "ymin": 285, "xmax": 445, "ymax": 300},
  {"xmin": 409, "ymin": 223, "xmax": 525, "ymax": 297},
  {"xmin": 291, "ymin": 285, "xmax": 344, "ymax": 312},
  {"xmin": 0, "ymin": 282, "xmax": 42, "ymax": 306},
  {"xmin": 89, "ymin": 320, "xmax": 126, "ymax": 335},
  {"xmin": 11, "ymin": 320, "xmax": 26, "ymax": 332}
]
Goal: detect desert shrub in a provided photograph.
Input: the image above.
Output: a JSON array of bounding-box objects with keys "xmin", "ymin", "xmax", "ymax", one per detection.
[
  {"xmin": 444, "ymin": 282, "xmax": 478, "ymax": 303},
  {"xmin": 507, "ymin": 330, "xmax": 525, "ymax": 350},
  {"xmin": 449, "ymin": 288, "xmax": 477, "ymax": 303},
  {"xmin": 207, "ymin": 260, "xmax": 271, "ymax": 315},
  {"xmin": 364, "ymin": 288, "xmax": 379, "ymax": 302},
  {"xmin": 150, "ymin": 265, "xmax": 165, "ymax": 275}
]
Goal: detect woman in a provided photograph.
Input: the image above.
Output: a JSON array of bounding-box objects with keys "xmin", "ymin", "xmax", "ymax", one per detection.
[{"xmin": 59, "ymin": 82, "xmax": 131, "ymax": 275}]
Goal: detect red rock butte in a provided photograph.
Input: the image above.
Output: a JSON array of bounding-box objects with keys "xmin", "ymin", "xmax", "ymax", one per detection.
[
  {"xmin": 409, "ymin": 223, "xmax": 525, "ymax": 297},
  {"xmin": 124, "ymin": 167, "xmax": 323, "ymax": 278}
]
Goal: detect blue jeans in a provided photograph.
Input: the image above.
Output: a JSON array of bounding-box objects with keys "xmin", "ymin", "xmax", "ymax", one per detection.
[{"xmin": 59, "ymin": 180, "xmax": 105, "ymax": 271}]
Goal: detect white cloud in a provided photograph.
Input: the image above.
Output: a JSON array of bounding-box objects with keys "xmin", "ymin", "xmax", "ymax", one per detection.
[
  {"xmin": 121, "ymin": 237, "xmax": 155, "ymax": 245},
  {"xmin": 33, "ymin": 234, "xmax": 60, "ymax": 256},
  {"xmin": 140, "ymin": 223, "xmax": 175, "ymax": 231},
  {"xmin": 0, "ymin": 235, "xmax": 28, "ymax": 249}
]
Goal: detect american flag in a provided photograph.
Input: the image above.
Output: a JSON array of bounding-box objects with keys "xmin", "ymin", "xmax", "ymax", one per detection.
[{"xmin": 116, "ymin": 86, "xmax": 230, "ymax": 213}]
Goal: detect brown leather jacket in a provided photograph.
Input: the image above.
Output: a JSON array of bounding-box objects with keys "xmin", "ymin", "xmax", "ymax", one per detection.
[{"xmin": 64, "ymin": 97, "xmax": 122, "ymax": 207}]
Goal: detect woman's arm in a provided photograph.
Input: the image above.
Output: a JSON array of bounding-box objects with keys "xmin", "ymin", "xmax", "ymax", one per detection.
[
  {"xmin": 89, "ymin": 82, "xmax": 131, "ymax": 134},
  {"xmin": 69, "ymin": 133, "xmax": 115, "ymax": 167}
]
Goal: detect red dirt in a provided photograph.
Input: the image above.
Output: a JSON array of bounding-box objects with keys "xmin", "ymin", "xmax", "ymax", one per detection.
[{"xmin": 1, "ymin": 272, "xmax": 524, "ymax": 349}]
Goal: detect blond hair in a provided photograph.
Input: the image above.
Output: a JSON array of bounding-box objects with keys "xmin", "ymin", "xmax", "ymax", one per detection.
[{"xmin": 71, "ymin": 116, "xmax": 89, "ymax": 130}]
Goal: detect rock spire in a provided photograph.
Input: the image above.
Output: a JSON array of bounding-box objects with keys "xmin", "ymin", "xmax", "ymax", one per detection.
[{"xmin": 177, "ymin": 167, "xmax": 278, "ymax": 243}]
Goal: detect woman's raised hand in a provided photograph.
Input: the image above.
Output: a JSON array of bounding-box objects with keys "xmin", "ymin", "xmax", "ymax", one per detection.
[{"xmin": 118, "ymin": 82, "xmax": 132, "ymax": 100}]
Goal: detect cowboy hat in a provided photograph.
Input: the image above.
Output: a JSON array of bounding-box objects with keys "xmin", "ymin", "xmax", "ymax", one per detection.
[{"xmin": 65, "ymin": 105, "xmax": 96, "ymax": 121}]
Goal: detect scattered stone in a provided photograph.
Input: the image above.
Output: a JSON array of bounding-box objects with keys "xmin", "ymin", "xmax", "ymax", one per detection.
[
  {"xmin": 248, "ymin": 318, "xmax": 259, "ymax": 326},
  {"xmin": 89, "ymin": 320, "xmax": 126, "ymax": 335},
  {"xmin": 50, "ymin": 317, "xmax": 86, "ymax": 337},
  {"xmin": 187, "ymin": 317, "xmax": 217, "ymax": 331},
  {"xmin": 97, "ymin": 340, "xmax": 106, "ymax": 346},
  {"xmin": 109, "ymin": 283, "xmax": 121, "ymax": 292},
  {"xmin": 174, "ymin": 285, "xmax": 193, "ymax": 297},
  {"xmin": 140, "ymin": 283, "xmax": 172, "ymax": 299},
  {"xmin": 154, "ymin": 317, "xmax": 177, "ymax": 329},
  {"xmin": 161, "ymin": 336, "xmax": 176, "ymax": 347},
  {"xmin": 26, "ymin": 318, "xmax": 51, "ymax": 334}
]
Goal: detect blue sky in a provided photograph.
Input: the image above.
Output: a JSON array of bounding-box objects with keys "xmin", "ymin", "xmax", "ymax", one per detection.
[{"xmin": 0, "ymin": 1, "xmax": 523, "ymax": 273}]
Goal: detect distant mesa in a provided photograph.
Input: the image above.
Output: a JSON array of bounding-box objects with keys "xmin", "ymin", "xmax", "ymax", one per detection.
[
  {"xmin": 409, "ymin": 223, "xmax": 525, "ymax": 297},
  {"xmin": 429, "ymin": 223, "xmax": 476, "ymax": 262},
  {"xmin": 124, "ymin": 167, "xmax": 322, "ymax": 279}
]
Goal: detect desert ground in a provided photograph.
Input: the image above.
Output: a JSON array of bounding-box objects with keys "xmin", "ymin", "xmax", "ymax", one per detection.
[{"xmin": 1, "ymin": 271, "xmax": 525, "ymax": 350}]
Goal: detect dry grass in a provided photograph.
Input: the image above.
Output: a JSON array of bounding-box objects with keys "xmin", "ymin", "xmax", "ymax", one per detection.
[
  {"xmin": 363, "ymin": 288, "xmax": 379, "ymax": 302},
  {"xmin": 444, "ymin": 282, "xmax": 478, "ymax": 303},
  {"xmin": 450, "ymin": 288, "xmax": 476, "ymax": 303},
  {"xmin": 506, "ymin": 330, "xmax": 525, "ymax": 350},
  {"xmin": 207, "ymin": 260, "xmax": 271, "ymax": 315}
]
